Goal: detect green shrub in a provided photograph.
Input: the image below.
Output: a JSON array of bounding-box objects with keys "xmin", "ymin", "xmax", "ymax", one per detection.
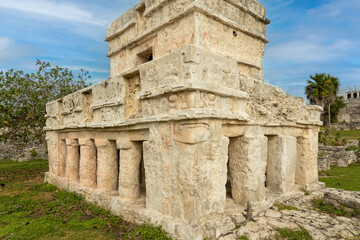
[
  {"xmin": 345, "ymin": 146, "xmax": 360, "ymax": 153},
  {"xmin": 300, "ymin": 186, "xmax": 310, "ymax": 196},
  {"xmin": 239, "ymin": 236, "xmax": 249, "ymax": 240},
  {"xmin": 335, "ymin": 132, "xmax": 341, "ymax": 143},
  {"xmin": 30, "ymin": 149, "xmax": 38, "ymax": 158},
  {"xmin": 0, "ymin": 60, "xmax": 90, "ymax": 143}
]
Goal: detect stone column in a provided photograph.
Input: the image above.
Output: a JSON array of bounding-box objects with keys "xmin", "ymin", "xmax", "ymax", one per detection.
[
  {"xmin": 228, "ymin": 132, "xmax": 268, "ymax": 205},
  {"xmin": 58, "ymin": 139, "xmax": 67, "ymax": 177},
  {"xmin": 45, "ymin": 131, "xmax": 59, "ymax": 176},
  {"xmin": 266, "ymin": 135, "xmax": 297, "ymax": 193},
  {"xmin": 117, "ymin": 140, "xmax": 142, "ymax": 202},
  {"xmin": 65, "ymin": 139, "xmax": 80, "ymax": 183},
  {"xmin": 296, "ymin": 128, "xmax": 319, "ymax": 185},
  {"xmin": 79, "ymin": 138, "xmax": 97, "ymax": 188},
  {"xmin": 95, "ymin": 139, "xmax": 118, "ymax": 193}
]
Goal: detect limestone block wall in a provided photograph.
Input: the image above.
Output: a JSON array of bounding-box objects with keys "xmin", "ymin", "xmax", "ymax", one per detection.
[
  {"xmin": 337, "ymin": 97, "xmax": 360, "ymax": 130},
  {"xmin": 106, "ymin": 0, "xmax": 268, "ymax": 80}
]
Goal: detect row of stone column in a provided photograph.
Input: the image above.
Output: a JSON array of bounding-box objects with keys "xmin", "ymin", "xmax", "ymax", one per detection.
[
  {"xmin": 227, "ymin": 133, "xmax": 318, "ymax": 206},
  {"xmin": 57, "ymin": 138, "xmax": 144, "ymax": 202}
]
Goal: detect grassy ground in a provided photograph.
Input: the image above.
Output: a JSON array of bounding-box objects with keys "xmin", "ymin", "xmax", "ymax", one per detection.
[
  {"xmin": 319, "ymin": 163, "xmax": 360, "ymax": 191},
  {"xmin": 320, "ymin": 127, "xmax": 360, "ymax": 143},
  {"xmin": 0, "ymin": 159, "xmax": 171, "ymax": 240}
]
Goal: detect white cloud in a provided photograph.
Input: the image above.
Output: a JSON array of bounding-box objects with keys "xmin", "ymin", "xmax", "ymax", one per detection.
[
  {"xmin": 267, "ymin": 37, "xmax": 354, "ymax": 63},
  {"xmin": 0, "ymin": 37, "xmax": 36, "ymax": 63},
  {"xmin": 0, "ymin": 0, "xmax": 106, "ymax": 26},
  {"xmin": 308, "ymin": 0, "xmax": 360, "ymax": 23},
  {"xmin": 66, "ymin": 65, "xmax": 110, "ymax": 74},
  {"xmin": 0, "ymin": 37, "xmax": 12, "ymax": 52}
]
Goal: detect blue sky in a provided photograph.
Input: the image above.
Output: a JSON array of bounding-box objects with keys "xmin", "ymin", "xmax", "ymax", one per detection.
[{"xmin": 0, "ymin": 0, "xmax": 359, "ymax": 98}]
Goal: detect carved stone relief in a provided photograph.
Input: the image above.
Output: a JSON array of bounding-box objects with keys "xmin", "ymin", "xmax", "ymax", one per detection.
[
  {"xmin": 173, "ymin": 120, "xmax": 211, "ymax": 144},
  {"xmin": 125, "ymin": 74, "xmax": 142, "ymax": 118}
]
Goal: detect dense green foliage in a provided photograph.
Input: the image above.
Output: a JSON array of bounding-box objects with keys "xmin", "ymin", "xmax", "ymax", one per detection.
[
  {"xmin": 305, "ymin": 73, "xmax": 339, "ymax": 109},
  {"xmin": 0, "ymin": 60, "xmax": 90, "ymax": 142},
  {"xmin": 319, "ymin": 163, "xmax": 360, "ymax": 191},
  {"xmin": 0, "ymin": 159, "xmax": 172, "ymax": 240}
]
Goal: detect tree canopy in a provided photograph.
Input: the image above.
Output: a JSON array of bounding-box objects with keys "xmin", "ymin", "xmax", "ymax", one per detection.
[
  {"xmin": 0, "ymin": 60, "xmax": 90, "ymax": 143},
  {"xmin": 305, "ymin": 73, "xmax": 339, "ymax": 108},
  {"xmin": 305, "ymin": 73, "xmax": 341, "ymax": 142}
]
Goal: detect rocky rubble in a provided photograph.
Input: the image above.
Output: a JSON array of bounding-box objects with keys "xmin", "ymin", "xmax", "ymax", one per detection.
[
  {"xmin": 0, "ymin": 141, "xmax": 47, "ymax": 162},
  {"xmin": 217, "ymin": 189, "xmax": 360, "ymax": 240},
  {"xmin": 318, "ymin": 145, "xmax": 358, "ymax": 171}
]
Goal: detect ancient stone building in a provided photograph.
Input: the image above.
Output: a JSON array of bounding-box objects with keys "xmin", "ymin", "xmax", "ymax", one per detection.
[
  {"xmin": 336, "ymin": 87, "xmax": 360, "ymax": 130},
  {"xmin": 44, "ymin": 0, "xmax": 323, "ymax": 239}
]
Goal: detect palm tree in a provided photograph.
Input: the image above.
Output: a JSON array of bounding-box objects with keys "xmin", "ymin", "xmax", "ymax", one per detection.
[{"xmin": 305, "ymin": 73, "xmax": 340, "ymax": 143}]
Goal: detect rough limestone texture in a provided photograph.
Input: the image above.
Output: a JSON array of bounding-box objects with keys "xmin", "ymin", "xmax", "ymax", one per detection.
[
  {"xmin": 318, "ymin": 145, "xmax": 358, "ymax": 169},
  {"xmin": 335, "ymin": 88, "xmax": 360, "ymax": 130},
  {"xmin": 44, "ymin": 0, "xmax": 323, "ymax": 239},
  {"xmin": 216, "ymin": 189, "xmax": 360, "ymax": 240}
]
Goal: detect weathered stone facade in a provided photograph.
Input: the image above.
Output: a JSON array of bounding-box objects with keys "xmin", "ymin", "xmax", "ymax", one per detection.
[
  {"xmin": 336, "ymin": 87, "xmax": 360, "ymax": 130},
  {"xmin": 44, "ymin": 0, "xmax": 323, "ymax": 239}
]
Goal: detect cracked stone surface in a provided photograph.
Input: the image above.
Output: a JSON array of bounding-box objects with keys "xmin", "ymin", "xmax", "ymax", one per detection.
[{"xmin": 217, "ymin": 189, "xmax": 360, "ymax": 240}]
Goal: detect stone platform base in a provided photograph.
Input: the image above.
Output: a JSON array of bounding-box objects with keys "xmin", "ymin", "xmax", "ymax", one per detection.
[{"xmin": 45, "ymin": 172, "xmax": 325, "ymax": 240}]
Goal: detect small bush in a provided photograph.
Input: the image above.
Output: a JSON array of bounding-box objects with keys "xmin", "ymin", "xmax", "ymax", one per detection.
[
  {"xmin": 30, "ymin": 149, "xmax": 38, "ymax": 158},
  {"xmin": 239, "ymin": 235, "xmax": 249, "ymax": 240},
  {"xmin": 345, "ymin": 146, "xmax": 360, "ymax": 153},
  {"xmin": 300, "ymin": 186, "xmax": 310, "ymax": 196},
  {"xmin": 335, "ymin": 132, "xmax": 341, "ymax": 143}
]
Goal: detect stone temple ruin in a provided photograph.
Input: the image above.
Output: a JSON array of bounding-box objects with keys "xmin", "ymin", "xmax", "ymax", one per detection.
[
  {"xmin": 336, "ymin": 86, "xmax": 360, "ymax": 130},
  {"xmin": 44, "ymin": 0, "xmax": 324, "ymax": 239}
]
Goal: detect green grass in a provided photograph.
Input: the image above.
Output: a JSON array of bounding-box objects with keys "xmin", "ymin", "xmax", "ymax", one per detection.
[
  {"xmin": 299, "ymin": 186, "xmax": 310, "ymax": 196},
  {"xmin": 0, "ymin": 159, "xmax": 171, "ymax": 240},
  {"xmin": 239, "ymin": 235, "xmax": 249, "ymax": 240},
  {"xmin": 275, "ymin": 227, "xmax": 312, "ymax": 240},
  {"xmin": 274, "ymin": 204, "xmax": 298, "ymax": 211},
  {"xmin": 319, "ymin": 163, "xmax": 360, "ymax": 191},
  {"xmin": 321, "ymin": 127, "xmax": 360, "ymax": 142},
  {"xmin": 345, "ymin": 146, "xmax": 360, "ymax": 153},
  {"xmin": 312, "ymin": 198, "xmax": 360, "ymax": 218}
]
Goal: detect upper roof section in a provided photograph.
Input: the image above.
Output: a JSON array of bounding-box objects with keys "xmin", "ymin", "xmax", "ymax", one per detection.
[
  {"xmin": 106, "ymin": 0, "xmax": 267, "ymax": 42},
  {"xmin": 105, "ymin": 0, "xmax": 269, "ymax": 79}
]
